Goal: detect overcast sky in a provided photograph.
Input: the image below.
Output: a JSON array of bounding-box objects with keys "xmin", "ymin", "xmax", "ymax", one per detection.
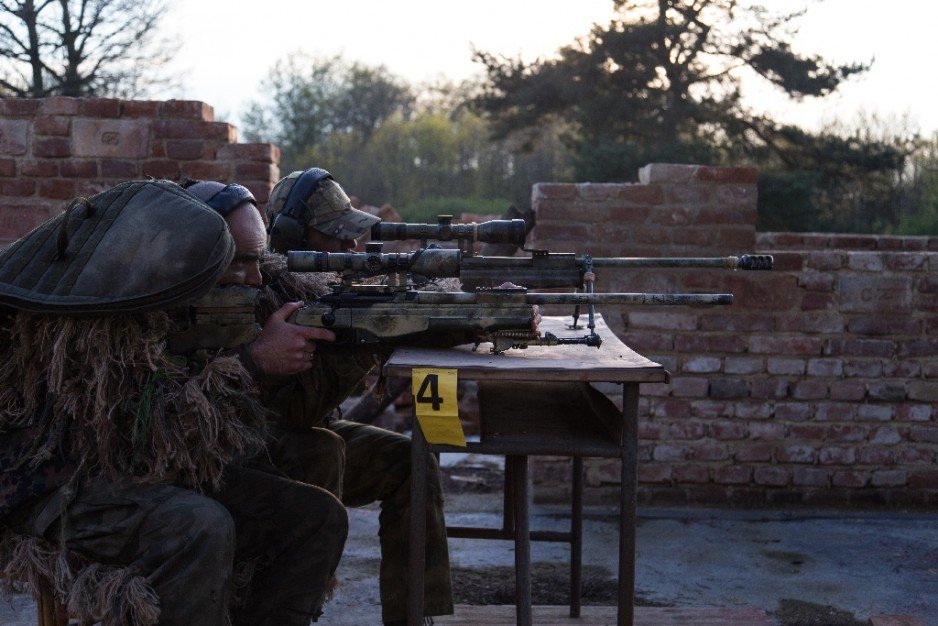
[{"xmin": 169, "ymin": 0, "xmax": 938, "ymax": 137}]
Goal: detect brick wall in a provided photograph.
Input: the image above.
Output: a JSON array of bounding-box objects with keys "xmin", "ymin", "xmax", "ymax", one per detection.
[
  {"xmin": 531, "ymin": 164, "xmax": 938, "ymax": 507},
  {"xmin": 0, "ymin": 97, "xmax": 279, "ymax": 246}
]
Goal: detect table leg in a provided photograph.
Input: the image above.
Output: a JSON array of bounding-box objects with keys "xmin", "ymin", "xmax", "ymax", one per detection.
[
  {"xmin": 408, "ymin": 421, "xmax": 429, "ymax": 626},
  {"xmin": 570, "ymin": 456, "xmax": 583, "ymax": 617},
  {"xmin": 510, "ymin": 455, "xmax": 532, "ymax": 626},
  {"xmin": 619, "ymin": 383, "xmax": 639, "ymax": 626}
]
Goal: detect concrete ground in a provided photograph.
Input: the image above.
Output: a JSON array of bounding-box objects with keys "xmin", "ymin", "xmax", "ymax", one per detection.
[{"xmin": 1, "ymin": 452, "xmax": 934, "ymax": 625}]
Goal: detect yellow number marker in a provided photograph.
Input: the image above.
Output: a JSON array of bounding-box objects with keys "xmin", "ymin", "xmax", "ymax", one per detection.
[{"xmin": 412, "ymin": 368, "xmax": 465, "ymax": 447}]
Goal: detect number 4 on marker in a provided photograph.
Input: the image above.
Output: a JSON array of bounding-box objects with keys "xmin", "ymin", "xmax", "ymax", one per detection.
[{"xmin": 416, "ymin": 373, "xmax": 444, "ymax": 411}]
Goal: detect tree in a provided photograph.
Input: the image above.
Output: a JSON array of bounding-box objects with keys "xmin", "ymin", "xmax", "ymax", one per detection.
[
  {"xmin": 472, "ymin": 0, "xmax": 913, "ymax": 231},
  {"xmin": 0, "ymin": 0, "xmax": 173, "ymax": 98},
  {"xmin": 242, "ymin": 54, "xmax": 415, "ymax": 172}
]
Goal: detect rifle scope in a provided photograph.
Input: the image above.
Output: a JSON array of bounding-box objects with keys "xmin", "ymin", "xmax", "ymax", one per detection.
[
  {"xmin": 371, "ymin": 215, "xmax": 527, "ymax": 245},
  {"xmin": 287, "ymin": 247, "xmax": 462, "ymax": 278}
]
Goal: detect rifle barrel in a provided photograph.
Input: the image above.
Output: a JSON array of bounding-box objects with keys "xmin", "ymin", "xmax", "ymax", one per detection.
[{"xmin": 411, "ymin": 291, "xmax": 733, "ymax": 306}]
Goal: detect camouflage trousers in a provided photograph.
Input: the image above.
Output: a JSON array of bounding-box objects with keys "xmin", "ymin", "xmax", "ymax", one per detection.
[
  {"xmin": 9, "ymin": 437, "xmax": 348, "ymax": 626},
  {"xmin": 274, "ymin": 420, "xmax": 453, "ymax": 623}
]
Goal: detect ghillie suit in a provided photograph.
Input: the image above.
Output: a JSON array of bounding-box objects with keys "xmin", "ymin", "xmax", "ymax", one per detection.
[{"xmin": 0, "ymin": 181, "xmax": 269, "ymax": 624}]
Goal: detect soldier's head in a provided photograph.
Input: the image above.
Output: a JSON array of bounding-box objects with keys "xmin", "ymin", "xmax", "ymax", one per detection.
[
  {"xmin": 184, "ymin": 180, "xmax": 265, "ymax": 287},
  {"xmin": 266, "ymin": 167, "xmax": 378, "ymax": 254}
]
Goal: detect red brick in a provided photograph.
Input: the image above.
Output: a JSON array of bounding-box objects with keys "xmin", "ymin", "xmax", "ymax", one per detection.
[
  {"xmin": 908, "ymin": 471, "xmax": 938, "ymax": 488},
  {"xmin": 180, "ymin": 161, "xmax": 231, "ymax": 180},
  {"xmin": 638, "ymin": 420, "xmax": 662, "ymax": 439},
  {"xmin": 713, "ymin": 465, "xmax": 751, "ymax": 484},
  {"xmin": 909, "ymin": 425, "xmax": 938, "ymax": 444},
  {"xmin": 750, "ymin": 379, "xmax": 789, "ymax": 399},
  {"xmin": 735, "ymin": 403, "xmax": 772, "ymax": 420},
  {"xmin": 672, "ymin": 465, "xmax": 710, "ymax": 483},
  {"xmin": 698, "ymin": 313, "xmax": 774, "ymax": 332},
  {"xmin": 792, "ymin": 381, "xmax": 827, "ymax": 400},
  {"xmin": 122, "ymin": 100, "xmax": 162, "ymax": 117},
  {"xmin": 726, "ymin": 274, "xmax": 798, "ymax": 310},
  {"xmin": 849, "ymin": 316, "xmax": 921, "ymax": 336},
  {"xmin": 807, "ymin": 358, "xmax": 843, "ymax": 377},
  {"xmin": 749, "ymin": 422, "xmax": 785, "ymax": 440},
  {"xmin": 776, "ymin": 445, "xmax": 817, "ymax": 463},
  {"xmin": 868, "ymin": 614, "xmax": 926, "ymax": 626},
  {"xmin": 754, "ymin": 466, "xmax": 790, "ymax": 486},
  {"xmin": 20, "ymin": 159, "xmax": 58, "ymax": 177},
  {"xmin": 74, "ymin": 180, "xmax": 109, "ymax": 197},
  {"xmin": 691, "ymin": 444, "xmax": 730, "ymax": 461},
  {"xmin": 669, "ymin": 421, "xmax": 705, "ymax": 439},
  {"xmin": 900, "ymin": 340, "xmax": 938, "ymax": 358},
  {"xmin": 691, "ymin": 400, "xmax": 731, "ymax": 419},
  {"xmin": 832, "ymin": 234, "xmax": 878, "ymax": 249},
  {"xmin": 531, "ymin": 222, "xmax": 591, "ymax": 242},
  {"xmin": 608, "ymin": 205, "xmax": 655, "ymax": 223},
  {"xmin": 0, "ymin": 159, "xmax": 14, "ymax": 177},
  {"xmin": 899, "ymin": 447, "xmax": 935, "ymax": 464},
  {"xmin": 895, "ymin": 405, "xmax": 932, "ymax": 421},
  {"xmin": 818, "ymin": 446, "xmax": 856, "ymax": 465},
  {"xmin": 150, "ymin": 141, "xmax": 166, "ymax": 158},
  {"xmin": 724, "ymin": 357, "xmax": 764, "ymax": 375},
  {"xmin": 79, "ymin": 98, "xmax": 121, "ymax": 117},
  {"xmin": 749, "ymin": 335, "xmax": 823, "ymax": 355},
  {"xmin": 100, "ymin": 159, "xmax": 138, "ymax": 179},
  {"xmin": 38, "ymin": 179, "xmax": 74, "ymax": 199},
  {"xmin": 831, "ymin": 470, "xmax": 868, "ymax": 487},
  {"xmin": 39, "ymin": 97, "xmax": 79, "ymax": 115},
  {"xmin": 668, "ymin": 377, "xmax": 709, "ymax": 398},
  {"xmin": 857, "ymin": 404, "xmax": 893, "ymax": 421},
  {"xmin": 652, "ymin": 444, "xmax": 688, "ymax": 461},
  {"xmin": 735, "ymin": 442, "xmax": 773, "ymax": 462},
  {"xmin": 886, "ymin": 358, "xmax": 923, "ymax": 378},
  {"xmin": 2, "ymin": 98, "xmax": 40, "ymax": 115},
  {"xmin": 885, "ymin": 252, "xmax": 927, "ymax": 270},
  {"xmin": 868, "ymin": 382, "xmax": 907, "ymax": 402},
  {"xmin": 216, "ymin": 142, "xmax": 281, "ymax": 163},
  {"xmin": 693, "ymin": 165, "xmax": 759, "ymax": 184},
  {"xmin": 712, "ymin": 184, "xmax": 757, "ymax": 207},
  {"xmin": 681, "ymin": 356, "xmax": 721, "ymax": 373},
  {"xmin": 162, "ymin": 100, "xmax": 214, "ymax": 120},
  {"xmin": 825, "ymin": 338, "xmax": 895, "ymax": 358},
  {"xmin": 792, "ymin": 467, "xmax": 829, "ymax": 487},
  {"xmin": 578, "ymin": 182, "xmax": 620, "ymax": 201},
  {"xmin": 0, "ymin": 179, "xmax": 35, "ymax": 196},
  {"xmin": 858, "ymin": 446, "xmax": 895, "ymax": 465},
  {"xmin": 825, "ymin": 424, "xmax": 868, "ymax": 442},
  {"xmin": 801, "ymin": 292, "xmax": 835, "ymax": 310},
  {"xmin": 789, "ymin": 424, "xmax": 824, "ymax": 440},
  {"xmin": 153, "ymin": 120, "xmax": 235, "ymax": 141},
  {"xmin": 774, "ymin": 402, "xmax": 811, "ymax": 421},
  {"xmin": 141, "ymin": 160, "xmax": 180, "ymax": 179},
  {"xmin": 814, "ymin": 402, "xmax": 857, "ymax": 421},
  {"xmin": 843, "ymin": 359, "xmax": 883, "ymax": 378},
  {"xmin": 34, "ymin": 115, "xmax": 70, "ymax": 136},
  {"xmin": 638, "ymin": 464, "xmax": 672, "ymax": 483},
  {"xmin": 710, "ymin": 421, "xmax": 748, "ymax": 440},
  {"xmin": 165, "ymin": 139, "xmax": 206, "ymax": 160},
  {"xmin": 533, "ymin": 183, "xmax": 577, "ymax": 200},
  {"xmin": 807, "ymin": 251, "xmax": 844, "ymax": 270},
  {"xmin": 33, "ymin": 137, "xmax": 70, "ymax": 158},
  {"xmin": 798, "ymin": 273, "xmax": 834, "ymax": 291},
  {"xmin": 775, "ymin": 312, "xmax": 846, "ymax": 334},
  {"xmin": 709, "ymin": 379, "xmax": 748, "ymax": 399},
  {"xmin": 60, "ymin": 160, "xmax": 98, "ymax": 178},
  {"xmin": 767, "ymin": 358, "xmax": 805, "ymax": 375},
  {"xmin": 0, "ymin": 119, "xmax": 29, "ymax": 155},
  {"xmin": 907, "ymin": 381, "xmax": 938, "ymax": 403}
]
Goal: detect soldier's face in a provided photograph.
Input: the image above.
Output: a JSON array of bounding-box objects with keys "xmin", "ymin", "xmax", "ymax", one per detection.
[
  {"xmin": 219, "ymin": 203, "xmax": 266, "ymax": 286},
  {"xmin": 304, "ymin": 226, "xmax": 357, "ymax": 253}
]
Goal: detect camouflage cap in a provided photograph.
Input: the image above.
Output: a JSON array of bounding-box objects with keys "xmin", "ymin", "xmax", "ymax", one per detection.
[{"xmin": 267, "ymin": 168, "xmax": 379, "ymax": 249}]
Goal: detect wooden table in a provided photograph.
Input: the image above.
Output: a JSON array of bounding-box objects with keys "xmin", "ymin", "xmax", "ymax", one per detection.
[{"xmin": 385, "ymin": 314, "xmax": 668, "ymax": 626}]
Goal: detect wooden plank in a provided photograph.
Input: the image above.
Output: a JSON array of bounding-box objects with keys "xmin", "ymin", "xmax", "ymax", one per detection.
[
  {"xmin": 386, "ymin": 314, "xmax": 668, "ymax": 383},
  {"xmin": 435, "ymin": 605, "xmax": 773, "ymax": 626}
]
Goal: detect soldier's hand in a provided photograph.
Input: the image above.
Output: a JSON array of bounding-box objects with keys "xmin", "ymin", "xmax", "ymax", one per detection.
[{"xmin": 249, "ymin": 301, "xmax": 336, "ymax": 376}]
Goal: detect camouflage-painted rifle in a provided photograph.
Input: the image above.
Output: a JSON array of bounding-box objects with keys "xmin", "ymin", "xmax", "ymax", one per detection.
[{"xmin": 285, "ymin": 218, "xmax": 772, "ymax": 352}]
